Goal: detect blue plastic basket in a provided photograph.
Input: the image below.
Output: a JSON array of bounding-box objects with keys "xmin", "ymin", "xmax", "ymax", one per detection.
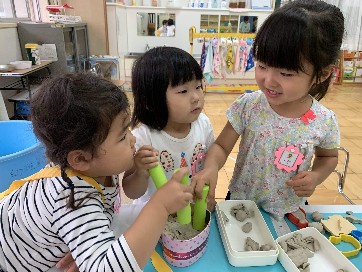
[{"xmin": 0, "ymin": 120, "xmax": 46, "ymax": 192}]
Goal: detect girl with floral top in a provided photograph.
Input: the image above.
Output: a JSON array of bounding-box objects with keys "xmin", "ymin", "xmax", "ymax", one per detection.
[{"xmin": 194, "ymin": 0, "xmax": 344, "ymax": 222}]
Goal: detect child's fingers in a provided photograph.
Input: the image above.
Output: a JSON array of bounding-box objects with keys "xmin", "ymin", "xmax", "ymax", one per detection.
[
  {"xmin": 189, "ymin": 177, "xmax": 197, "ymax": 192},
  {"xmin": 193, "ymin": 175, "xmax": 206, "ymax": 199},
  {"xmin": 170, "ymin": 167, "xmax": 189, "ymax": 184}
]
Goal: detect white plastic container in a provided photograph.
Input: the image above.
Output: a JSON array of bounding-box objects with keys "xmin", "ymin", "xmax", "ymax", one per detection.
[
  {"xmin": 276, "ymin": 227, "xmax": 359, "ymax": 272},
  {"xmin": 216, "ymin": 200, "xmax": 279, "ymax": 267}
]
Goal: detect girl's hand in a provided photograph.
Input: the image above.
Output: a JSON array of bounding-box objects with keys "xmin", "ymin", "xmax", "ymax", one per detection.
[
  {"xmin": 286, "ymin": 171, "xmax": 319, "ymax": 197},
  {"xmin": 153, "ymin": 167, "xmax": 195, "ymax": 215},
  {"xmin": 192, "ymin": 168, "xmax": 218, "ymax": 212},
  {"xmin": 134, "ymin": 145, "xmax": 159, "ymax": 173},
  {"xmin": 56, "ymin": 252, "xmax": 79, "ymax": 272}
]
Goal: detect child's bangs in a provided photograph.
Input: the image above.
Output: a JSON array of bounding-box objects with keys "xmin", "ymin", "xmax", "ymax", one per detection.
[
  {"xmin": 169, "ymin": 58, "xmax": 203, "ymax": 87},
  {"xmin": 254, "ymin": 11, "xmax": 307, "ymax": 72}
]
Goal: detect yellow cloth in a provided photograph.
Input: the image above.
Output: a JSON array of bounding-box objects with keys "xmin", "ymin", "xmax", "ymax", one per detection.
[
  {"xmin": 0, "ymin": 166, "xmax": 104, "ymax": 203},
  {"xmin": 151, "ymin": 251, "xmax": 172, "ymax": 272}
]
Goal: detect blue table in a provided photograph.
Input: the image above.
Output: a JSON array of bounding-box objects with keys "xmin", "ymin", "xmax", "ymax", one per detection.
[{"xmin": 144, "ymin": 205, "xmax": 362, "ymax": 271}]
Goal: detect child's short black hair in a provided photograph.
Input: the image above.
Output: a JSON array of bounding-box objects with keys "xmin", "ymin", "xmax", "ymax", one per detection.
[
  {"xmin": 31, "ymin": 73, "xmax": 129, "ymax": 168},
  {"xmin": 252, "ymin": 0, "xmax": 344, "ymax": 100},
  {"xmin": 167, "ymin": 18, "xmax": 174, "ymax": 26},
  {"xmin": 31, "ymin": 73, "xmax": 129, "ymax": 209},
  {"xmin": 131, "ymin": 46, "xmax": 203, "ymax": 130}
]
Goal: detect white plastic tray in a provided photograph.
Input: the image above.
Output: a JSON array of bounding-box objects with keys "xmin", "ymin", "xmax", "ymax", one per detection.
[
  {"xmin": 276, "ymin": 227, "xmax": 359, "ymax": 272},
  {"xmin": 216, "ymin": 200, "xmax": 279, "ymax": 267}
]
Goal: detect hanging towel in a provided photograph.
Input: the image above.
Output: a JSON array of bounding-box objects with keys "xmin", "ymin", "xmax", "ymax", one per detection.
[
  {"xmin": 219, "ymin": 38, "xmax": 228, "ymax": 79},
  {"xmin": 212, "ymin": 38, "xmax": 220, "ymax": 76},
  {"xmin": 200, "ymin": 40, "xmax": 207, "ymax": 71},
  {"xmin": 245, "ymin": 39, "xmax": 255, "ymax": 72},
  {"xmin": 239, "ymin": 39, "xmax": 248, "ymax": 74},
  {"xmin": 233, "ymin": 38, "xmax": 241, "ymax": 74},
  {"xmin": 203, "ymin": 40, "xmax": 213, "ymax": 82},
  {"xmin": 246, "ymin": 48, "xmax": 255, "ymax": 71},
  {"xmin": 226, "ymin": 38, "xmax": 234, "ymax": 73}
]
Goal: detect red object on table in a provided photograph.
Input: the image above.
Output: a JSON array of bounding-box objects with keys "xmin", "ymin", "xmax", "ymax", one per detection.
[{"xmin": 287, "ymin": 207, "xmax": 309, "ymax": 229}]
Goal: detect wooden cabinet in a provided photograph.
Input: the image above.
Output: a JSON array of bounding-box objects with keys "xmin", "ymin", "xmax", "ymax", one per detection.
[
  {"xmin": 337, "ymin": 50, "xmax": 362, "ymax": 84},
  {"xmin": 219, "ymin": 15, "xmax": 239, "ymax": 33},
  {"xmin": 344, "ymin": 50, "xmax": 362, "ymax": 83},
  {"xmin": 200, "ymin": 15, "xmax": 219, "ymax": 32}
]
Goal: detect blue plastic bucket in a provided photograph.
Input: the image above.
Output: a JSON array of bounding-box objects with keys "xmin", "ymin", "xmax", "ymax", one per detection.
[{"xmin": 0, "ymin": 120, "xmax": 46, "ymax": 192}]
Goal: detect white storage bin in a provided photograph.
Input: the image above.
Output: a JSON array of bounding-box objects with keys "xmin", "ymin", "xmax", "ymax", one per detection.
[{"xmin": 216, "ymin": 200, "xmax": 279, "ymax": 267}]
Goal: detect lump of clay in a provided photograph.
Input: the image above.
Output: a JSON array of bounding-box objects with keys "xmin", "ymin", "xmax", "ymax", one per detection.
[
  {"xmin": 241, "ymin": 222, "xmax": 252, "ymax": 233},
  {"xmin": 260, "ymin": 244, "xmax": 273, "ymax": 251},
  {"xmin": 163, "ymin": 215, "xmax": 200, "ymax": 240},
  {"xmin": 230, "ymin": 203, "xmax": 254, "ymax": 222},
  {"xmin": 245, "ymin": 237, "xmax": 259, "ymax": 251},
  {"xmin": 304, "ymin": 236, "xmax": 320, "ymax": 252},
  {"xmin": 344, "ymin": 211, "xmax": 362, "ymax": 224},
  {"xmin": 287, "ymin": 247, "xmax": 313, "ymax": 270},
  {"xmin": 308, "ymin": 222, "xmax": 325, "ymax": 234},
  {"xmin": 280, "ymin": 232, "xmax": 320, "ymax": 272},
  {"xmin": 235, "ymin": 209, "xmax": 248, "ymax": 222},
  {"xmin": 311, "ymin": 211, "xmax": 323, "ymax": 222}
]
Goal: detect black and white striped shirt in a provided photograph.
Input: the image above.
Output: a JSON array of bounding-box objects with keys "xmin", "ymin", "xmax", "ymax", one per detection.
[{"xmin": 0, "ymin": 170, "xmax": 140, "ymax": 272}]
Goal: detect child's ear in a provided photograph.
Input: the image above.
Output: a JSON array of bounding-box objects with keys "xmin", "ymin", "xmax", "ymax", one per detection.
[
  {"xmin": 320, "ymin": 65, "xmax": 334, "ymax": 83},
  {"xmin": 67, "ymin": 150, "xmax": 92, "ymax": 172}
]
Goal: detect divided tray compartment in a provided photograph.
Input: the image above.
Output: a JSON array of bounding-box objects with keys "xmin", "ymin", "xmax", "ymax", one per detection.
[
  {"xmin": 276, "ymin": 227, "xmax": 359, "ymax": 272},
  {"xmin": 216, "ymin": 200, "xmax": 279, "ymax": 267}
]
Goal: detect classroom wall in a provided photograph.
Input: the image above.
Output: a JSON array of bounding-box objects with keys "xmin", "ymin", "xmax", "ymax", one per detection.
[
  {"xmin": 0, "ymin": 24, "xmax": 23, "ymax": 119},
  {"xmin": 61, "ymin": 0, "xmax": 109, "ymax": 55}
]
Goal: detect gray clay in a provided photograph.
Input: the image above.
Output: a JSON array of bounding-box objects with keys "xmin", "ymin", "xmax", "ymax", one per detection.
[
  {"xmin": 281, "ymin": 233, "xmax": 320, "ymax": 271},
  {"xmin": 308, "ymin": 222, "xmax": 325, "ymax": 234},
  {"xmin": 245, "ymin": 237, "xmax": 259, "ymax": 251},
  {"xmin": 163, "ymin": 215, "xmax": 200, "ymax": 240},
  {"xmin": 311, "ymin": 211, "xmax": 324, "ymax": 222},
  {"xmin": 242, "ymin": 222, "xmax": 252, "ymax": 233},
  {"xmin": 260, "ymin": 244, "xmax": 273, "ymax": 251},
  {"xmin": 236, "ymin": 210, "xmax": 248, "ymax": 222},
  {"xmin": 344, "ymin": 211, "xmax": 362, "ymax": 224},
  {"xmin": 299, "ymin": 262, "xmax": 310, "ymax": 272},
  {"xmin": 230, "ymin": 204, "xmax": 254, "ymax": 222},
  {"xmin": 286, "ymin": 247, "xmax": 311, "ymax": 268}
]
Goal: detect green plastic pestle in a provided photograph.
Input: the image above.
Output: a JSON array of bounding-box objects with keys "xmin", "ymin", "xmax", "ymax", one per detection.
[
  {"xmin": 192, "ymin": 185, "xmax": 209, "ymax": 231},
  {"xmin": 175, "ymin": 169, "xmax": 191, "ymax": 225},
  {"xmin": 149, "ymin": 163, "xmax": 167, "ymax": 189}
]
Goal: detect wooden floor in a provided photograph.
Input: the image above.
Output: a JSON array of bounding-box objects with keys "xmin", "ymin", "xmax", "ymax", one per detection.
[{"xmin": 124, "ymin": 83, "xmax": 362, "ymax": 205}]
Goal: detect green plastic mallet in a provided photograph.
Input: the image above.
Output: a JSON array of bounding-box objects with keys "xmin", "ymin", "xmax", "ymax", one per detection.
[
  {"xmin": 149, "ymin": 163, "xmax": 167, "ymax": 189},
  {"xmin": 175, "ymin": 169, "xmax": 191, "ymax": 225},
  {"xmin": 192, "ymin": 185, "xmax": 209, "ymax": 231}
]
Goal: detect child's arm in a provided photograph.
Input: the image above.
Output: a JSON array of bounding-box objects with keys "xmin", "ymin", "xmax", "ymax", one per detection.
[
  {"xmin": 123, "ymin": 167, "xmax": 194, "ymax": 268},
  {"xmin": 123, "ymin": 145, "xmax": 159, "ymax": 199},
  {"xmin": 193, "ymin": 121, "xmax": 240, "ymax": 211},
  {"xmin": 286, "ymin": 147, "xmax": 338, "ymax": 197},
  {"xmin": 56, "ymin": 252, "xmax": 79, "ymax": 271},
  {"xmin": 53, "ymin": 168, "xmax": 193, "ymax": 271}
]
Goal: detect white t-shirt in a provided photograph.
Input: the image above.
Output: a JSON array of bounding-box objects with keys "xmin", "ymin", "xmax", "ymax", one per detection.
[
  {"xmin": 132, "ymin": 113, "xmax": 214, "ymax": 204},
  {"xmin": 166, "ymin": 25, "xmax": 175, "ymax": 36}
]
